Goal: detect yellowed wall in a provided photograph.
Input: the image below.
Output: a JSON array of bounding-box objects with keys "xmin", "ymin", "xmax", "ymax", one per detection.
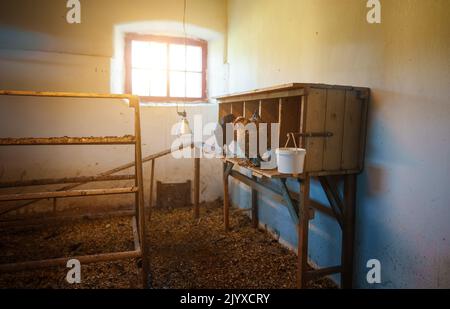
[
  {"xmin": 227, "ymin": 0, "xmax": 450, "ymax": 288},
  {"xmin": 0, "ymin": 0, "xmax": 227, "ymax": 57}
]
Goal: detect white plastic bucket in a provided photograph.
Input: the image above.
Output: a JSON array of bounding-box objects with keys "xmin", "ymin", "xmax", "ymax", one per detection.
[{"xmin": 276, "ymin": 148, "xmax": 306, "ymax": 174}]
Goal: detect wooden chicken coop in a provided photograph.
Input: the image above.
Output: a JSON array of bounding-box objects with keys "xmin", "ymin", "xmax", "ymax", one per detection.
[
  {"xmin": 0, "ymin": 90, "xmax": 149, "ymax": 288},
  {"xmin": 216, "ymin": 83, "xmax": 369, "ymax": 288}
]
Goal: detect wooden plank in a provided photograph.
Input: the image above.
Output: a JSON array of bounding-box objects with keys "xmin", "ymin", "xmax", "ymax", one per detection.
[
  {"xmin": 132, "ymin": 216, "xmax": 141, "ymax": 251},
  {"xmin": 1, "ymin": 143, "xmax": 195, "ymax": 217},
  {"xmin": 230, "ymin": 170, "xmax": 282, "ymax": 198},
  {"xmin": 259, "ymin": 98, "xmax": 279, "ymax": 149},
  {"xmin": 309, "ymin": 199, "xmax": 335, "ymax": 218},
  {"xmin": 214, "ymin": 83, "xmax": 362, "ymax": 101},
  {"xmin": 305, "ymin": 266, "xmax": 342, "ymax": 281},
  {"xmin": 0, "ymin": 175, "xmax": 135, "ymax": 189},
  {"xmin": 223, "ymin": 163, "xmax": 232, "ymax": 231},
  {"xmin": 0, "ymin": 136, "xmax": 136, "ymax": 146},
  {"xmin": 215, "ymin": 83, "xmax": 305, "ymax": 100},
  {"xmin": 244, "ymin": 100, "xmax": 260, "ymax": 118},
  {"xmin": 318, "ymin": 177, "xmax": 343, "ymax": 228},
  {"xmin": 304, "ymin": 88, "xmax": 327, "ymax": 172},
  {"xmin": 194, "ymin": 158, "xmax": 200, "ymax": 219},
  {"xmin": 231, "ymin": 102, "xmax": 244, "ymax": 117},
  {"xmin": 279, "ymin": 97, "xmax": 301, "ymax": 148},
  {"xmin": 251, "ymin": 176, "xmax": 258, "ymax": 229},
  {"xmin": 217, "ymin": 89, "xmax": 305, "ymax": 104},
  {"xmin": 0, "ymin": 250, "xmax": 141, "ymax": 273},
  {"xmin": 279, "ymin": 179, "xmax": 300, "ymax": 226},
  {"xmin": 229, "ymin": 169, "xmax": 319, "ymax": 220},
  {"xmin": 260, "ymin": 98, "xmax": 279, "ymax": 123},
  {"xmin": 0, "ymin": 90, "xmax": 135, "ymax": 100},
  {"xmin": 341, "ymin": 91, "xmax": 363, "ymax": 170},
  {"xmin": 156, "ymin": 181, "xmax": 191, "ymax": 209},
  {"xmin": 224, "ymin": 158, "xmax": 305, "ymax": 179},
  {"xmin": 358, "ymin": 93, "xmax": 370, "ymax": 171},
  {"xmin": 323, "ymin": 89, "xmax": 346, "ymax": 171},
  {"xmin": 132, "ymin": 98, "xmax": 148, "ymax": 288},
  {"xmin": 298, "ymin": 176, "xmax": 310, "ymax": 288},
  {"xmin": 148, "ymin": 159, "xmax": 155, "ymax": 220},
  {"xmin": 299, "ymin": 95, "xmax": 307, "ymax": 148},
  {"xmin": 0, "ymin": 187, "xmax": 138, "ymax": 202},
  {"xmin": 219, "ymin": 103, "xmax": 232, "ymax": 119},
  {"xmin": 341, "ymin": 174, "xmax": 357, "ymax": 289}
]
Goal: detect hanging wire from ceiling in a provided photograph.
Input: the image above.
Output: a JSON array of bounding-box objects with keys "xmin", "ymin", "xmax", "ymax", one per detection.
[
  {"xmin": 177, "ymin": 0, "xmax": 188, "ymax": 118},
  {"xmin": 183, "ymin": 0, "xmax": 188, "ymax": 108}
]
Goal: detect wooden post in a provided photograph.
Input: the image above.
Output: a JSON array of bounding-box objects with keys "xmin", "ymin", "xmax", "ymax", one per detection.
[
  {"xmin": 341, "ymin": 174, "xmax": 357, "ymax": 289},
  {"xmin": 132, "ymin": 97, "xmax": 149, "ymax": 289},
  {"xmin": 251, "ymin": 176, "xmax": 258, "ymax": 229},
  {"xmin": 52, "ymin": 198, "xmax": 57, "ymax": 214},
  {"xmin": 194, "ymin": 158, "xmax": 200, "ymax": 219},
  {"xmin": 148, "ymin": 159, "xmax": 155, "ymax": 221},
  {"xmin": 223, "ymin": 163, "xmax": 230, "ymax": 231},
  {"xmin": 297, "ymin": 175, "xmax": 310, "ymax": 288}
]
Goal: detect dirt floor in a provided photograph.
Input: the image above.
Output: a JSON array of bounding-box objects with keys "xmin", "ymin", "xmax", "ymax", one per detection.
[{"xmin": 0, "ymin": 200, "xmax": 336, "ymax": 289}]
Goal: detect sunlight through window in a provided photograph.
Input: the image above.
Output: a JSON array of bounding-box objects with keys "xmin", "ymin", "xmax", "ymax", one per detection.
[{"xmin": 126, "ymin": 34, "xmax": 207, "ymax": 102}]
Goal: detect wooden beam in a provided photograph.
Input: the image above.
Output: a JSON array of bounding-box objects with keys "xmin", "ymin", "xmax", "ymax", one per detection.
[
  {"xmin": 251, "ymin": 175, "xmax": 258, "ymax": 229},
  {"xmin": 230, "ymin": 170, "xmax": 281, "ymax": 198},
  {"xmin": 0, "ymin": 143, "xmax": 196, "ymax": 217},
  {"xmin": 132, "ymin": 216, "xmax": 141, "ymax": 252},
  {"xmin": 341, "ymin": 174, "xmax": 357, "ymax": 289},
  {"xmin": 0, "ymin": 187, "xmax": 138, "ymax": 202},
  {"xmin": 223, "ymin": 162, "xmax": 233, "ymax": 231},
  {"xmin": 305, "ymin": 266, "xmax": 342, "ymax": 281},
  {"xmin": 0, "ymin": 250, "xmax": 141, "ymax": 273},
  {"xmin": 230, "ymin": 170, "xmax": 321, "ymax": 220},
  {"xmin": 0, "ymin": 175, "xmax": 135, "ymax": 189},
  {"xmin": 194, "ymin": 158, "xmax": 200, "ymax": 219},
  {"xmin": 309, "ymin": 199, "xmax": 335, "ymax": 218},
  {"xmin": 278, "ymin": 179, "xmax": 299, "ymax": 226},
  {"xmin": 0, "ymin": 90, "xmax": 135, "ymax": 101},
  {"xmin": 216, "ymin": 89, "xmax": 306, "ymax": 104},
  {"xmin": 132, "ymin": 98, "xmax": 149, "ymax": 289},
  {"xmin": 297, "ymin": 176, "xmax": 310, "ymax": 289},
  {"xmin": 318, "ymin": 177, "xmax": 343, "ymax": 228},
  {"xmin": 0, "ymin": 136, "xmax": 136, "ymax": 146},
  {"xmin": 148, "ymin": 159, "xmax": 155, "ymax": 220}
]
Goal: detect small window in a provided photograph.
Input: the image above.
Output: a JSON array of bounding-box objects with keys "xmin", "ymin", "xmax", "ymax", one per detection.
[{"xmin": 125, "ymin": 34, "xmax": 207, "ymax": 102}]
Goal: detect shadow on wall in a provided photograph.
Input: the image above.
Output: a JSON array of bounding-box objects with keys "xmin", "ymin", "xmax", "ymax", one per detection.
[{"xmin": 353, "ymin": 88, "xmax": 450, "ymax": 288}]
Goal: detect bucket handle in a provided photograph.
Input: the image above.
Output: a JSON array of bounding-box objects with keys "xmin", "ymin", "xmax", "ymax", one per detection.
[{"xmin": 284, "ymin": 132, "xmax": 299, "ymax": 148}]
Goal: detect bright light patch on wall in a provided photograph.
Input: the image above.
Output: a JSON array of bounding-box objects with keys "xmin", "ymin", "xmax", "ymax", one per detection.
[{"xmin": 131, "ymin": 40, "xmax": 203, "ymax": 99}]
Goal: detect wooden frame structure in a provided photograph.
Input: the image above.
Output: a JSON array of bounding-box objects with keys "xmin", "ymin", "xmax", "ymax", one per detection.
[
  {"xmin": 146, "ymin": 144, "xmax": 201, "ymax": 220},
  {"xmin": 0, "ymin": 90, "xmax": 149, "ymax": 287},
  {"xmin": 217, "ymin": 83, "xmax": 369, "ymax": 289}
]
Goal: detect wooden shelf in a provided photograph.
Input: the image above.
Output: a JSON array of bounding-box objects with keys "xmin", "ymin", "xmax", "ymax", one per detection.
[
  {"xmin": 0, "ymin": 136, "xmax": 136, "ymax": 146},
  {"xmin": 224, "ymin": 158, "xmax": 304, "ymax": 179},
  {"xmin": 217, "ymin": 82, "xmax": 370, "ymax": 175},
  {"xmin": 0, "ymin": 187, "xmax": 138, "ymax": 202}
]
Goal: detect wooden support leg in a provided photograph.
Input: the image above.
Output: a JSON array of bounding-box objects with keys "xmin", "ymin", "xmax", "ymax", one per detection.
[
  {"xmin": 52, "ymin": 198, "xmax": 57, "ymax": 214},
  {"xmin": 223, "ymin": 163, "xmax": 230, "ymax": 231},
  {"xmin": 298, "ymin": 175, "xmax": 310, "ymax": 289},
  {"xmin": 251, "ymin": 176, "xmax": 258, "ymax": 229},
  {"xmin": 279, "ymin": 179, "xmax": 300, "ymax": 226},
  {"xmin": 194, "ymin": 158, "xmax": 200, "ymax": 219},
  {"xmin": 133, "ymin": 99, "xmax": 149, "ymax": 289},
  {"xmin": 223, "ymin": 162, "xmax": 233, "ymax": 231},
  {"xmin": 341, "ymin": 174, "xmax": 357, "ymax": 289},
  {"xmin": 148, "ymin": 159, "xmax": 155, "ymax": 221}
]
